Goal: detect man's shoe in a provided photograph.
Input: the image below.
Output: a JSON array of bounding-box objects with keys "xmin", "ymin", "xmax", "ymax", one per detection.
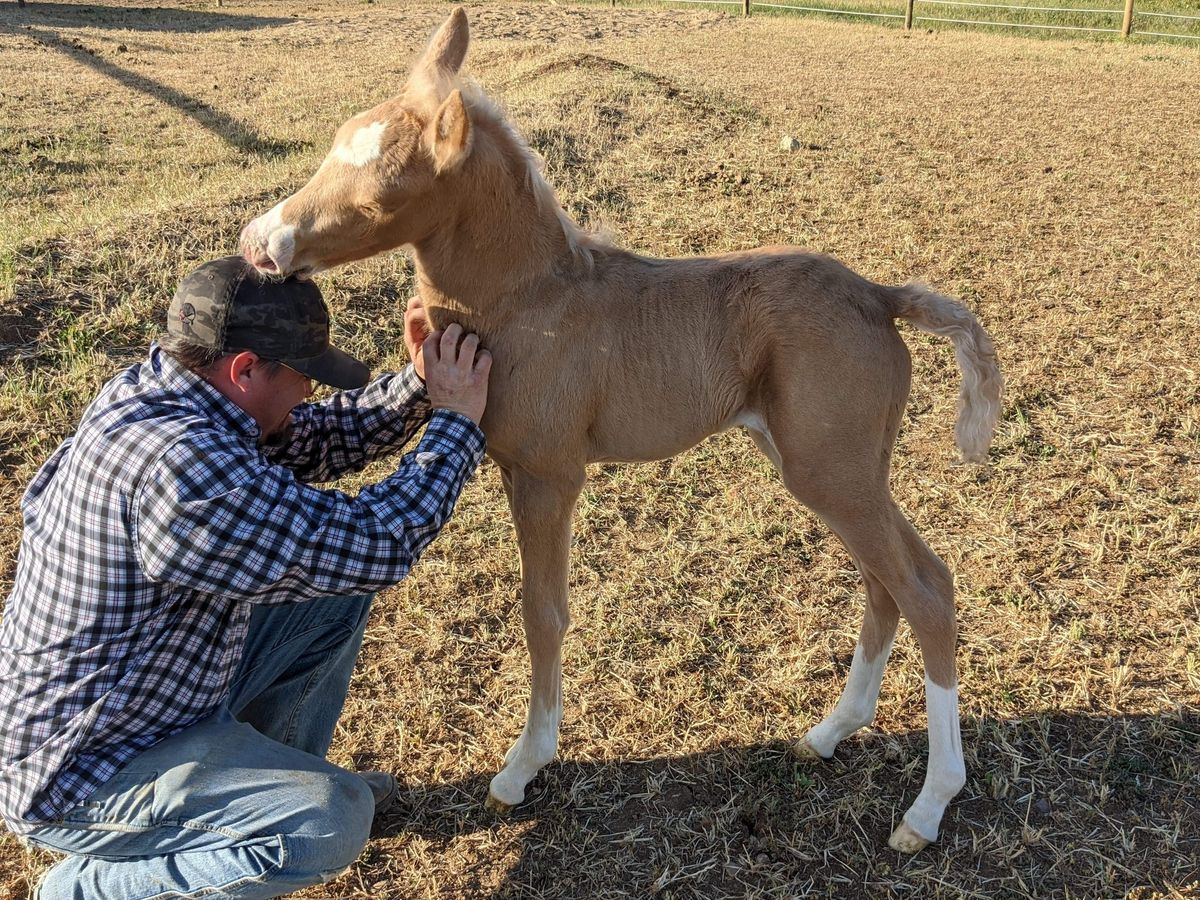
[{"xmin": 359, "ymin": 770, "xmax": 398, "ymax": 816}]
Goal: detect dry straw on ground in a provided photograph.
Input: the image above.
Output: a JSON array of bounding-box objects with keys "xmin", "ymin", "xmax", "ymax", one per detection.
[{"xmin": 1, "ymin": 1, "xmax": 1198, "ymax": 897}]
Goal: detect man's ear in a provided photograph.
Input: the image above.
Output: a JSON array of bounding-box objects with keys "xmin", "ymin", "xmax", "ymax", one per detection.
[
  {"xmin": 226, "ymin": 351, "xmax": 259, "ymax": 391},
  {"xmin": 428, "ymin": 89, "xmax": 472, "ymax": 174}
]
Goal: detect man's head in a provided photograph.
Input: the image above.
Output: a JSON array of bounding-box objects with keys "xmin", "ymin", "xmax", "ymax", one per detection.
[{"xmin": 161, "ymin": 256, "xmax": 369, "ymax": 441}]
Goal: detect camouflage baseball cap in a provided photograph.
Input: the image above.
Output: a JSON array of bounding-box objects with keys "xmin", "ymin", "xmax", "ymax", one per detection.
[{"xmin": 168, "ymin": 256, "xmax": 369, "ymax": 390}]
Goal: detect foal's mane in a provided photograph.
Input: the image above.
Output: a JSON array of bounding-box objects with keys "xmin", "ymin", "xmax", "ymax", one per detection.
[{"xmin": 406, "ymin": 71, "xmax": 612, "ymax": 274}]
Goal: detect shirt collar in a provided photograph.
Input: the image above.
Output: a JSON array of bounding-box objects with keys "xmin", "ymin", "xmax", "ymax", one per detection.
[{"xmin": 149, "ymin": 344, "xmax": 262, "ymax": 443}]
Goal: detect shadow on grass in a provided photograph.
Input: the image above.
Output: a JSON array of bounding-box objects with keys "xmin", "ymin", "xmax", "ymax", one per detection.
[
  {"xmin": 5, "ymin": 24, "xmax": 309, "ymax": 157},
  {"xmin": 4, "ymin": 2, "xmax": 292, "ymax": 33},
  {"xmin": 3, "ymin": 1, "xmax": 306, "ymax": 156},
  {"xmin": 371, "ymin": 709, "xmax": 1200, "ymax": 897}
]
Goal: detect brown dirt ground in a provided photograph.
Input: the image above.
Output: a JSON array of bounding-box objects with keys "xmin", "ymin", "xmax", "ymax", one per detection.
[{"xmin": 1, "ymin": 1, "xmax": 1198, "ymax": 898}]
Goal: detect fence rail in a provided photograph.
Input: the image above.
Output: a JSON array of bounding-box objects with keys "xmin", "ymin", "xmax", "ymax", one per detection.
[
  {"xmin": 918, "ymin": 0, "xmax": 1124, "ymax": 13},
  {"xmin": 903, "ymin": 0, "xmax": 1200, "ymax": 38},
  {"xmin": 913, "ymin": 14, "xmax": 1124, "ymax": 30},
  {"xmin": 755, "ymin": 2, "xmax": 905, "ymax": 15},
  {"xmin": 634, "ymin": 0, "xmax": 1200, "ymax": 40}
]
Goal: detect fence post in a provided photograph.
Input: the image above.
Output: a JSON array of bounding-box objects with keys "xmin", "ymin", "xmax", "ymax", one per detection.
[
  {"xmin": 1121, "ymin": 0, "xmax": 1135, "ymax": 35},
  {"xmin": 906, "ymin": 0, "xmax": 915, "ymax": 28},
  {"xmin": 744, "ymin": 0, "xmax": 751, "ymax": 14}
]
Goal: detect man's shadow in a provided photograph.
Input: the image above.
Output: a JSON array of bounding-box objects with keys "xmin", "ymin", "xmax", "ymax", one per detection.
[{"xmin": 365, "ymin": 709, "xmax": 1200, "ymax": 897}]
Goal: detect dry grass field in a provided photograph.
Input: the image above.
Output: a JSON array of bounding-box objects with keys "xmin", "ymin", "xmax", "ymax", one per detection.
[{"xmin": 2, "ymin": 1, "xmax": 1199, "ymax": 897}]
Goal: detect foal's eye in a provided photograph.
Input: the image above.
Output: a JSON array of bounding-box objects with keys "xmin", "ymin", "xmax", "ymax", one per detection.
[{"xmin": 358, "ymin": 201, "xmax": 383, "ymax": 219}]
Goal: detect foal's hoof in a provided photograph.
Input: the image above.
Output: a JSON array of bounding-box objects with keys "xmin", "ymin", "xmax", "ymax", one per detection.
[
  {"xmin": 888, "ymin": 821, "xmax": 932, "ymax": 854},
  {"xmin": 485, "ymin": 792, "xmax": 515, "ymax": 816},
  {"xmin": 793, "ymin": 737, "xmax": 832, "ymax": 761}
]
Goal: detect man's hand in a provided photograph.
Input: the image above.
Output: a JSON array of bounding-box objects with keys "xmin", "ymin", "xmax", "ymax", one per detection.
[
  {"xmin": 404, "ymin": 295, "xmax": 431, "ymax": 381},
  {"xmin": 423, "ymin": 324, "xmax": 492, "ymax": 425}
]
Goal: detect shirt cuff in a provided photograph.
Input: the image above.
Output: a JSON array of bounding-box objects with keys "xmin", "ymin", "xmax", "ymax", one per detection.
[
  {"xmin": 420, "ymin": 408, "xmax": 486, "ymax": 463},
  {"xmin": 388, "ymin": 363, "xmax": 429, "ymax": 407}
]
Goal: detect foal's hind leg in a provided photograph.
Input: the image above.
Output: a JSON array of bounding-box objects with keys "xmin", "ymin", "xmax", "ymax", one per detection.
[
  {"xmin": 809, "ymin": 500, "xmax": 963, "ymax": 851},
  {"xmin": 486, "ymin": 467, "xmax": 584, "ymax": 813},
  {"xmin": 795, "ymin": 567, "xmax": 899, "ymax": 759},
  {"xmin": 745, "ymin": 427, "xmax": 900, "ymax": 761},
  {"xmin": 750, "ymin": 423, "xmax": 965, "ymax": 851},
  {"xmin": 849, "ymin": 514, "xmax": 965, "ymax": 853}
]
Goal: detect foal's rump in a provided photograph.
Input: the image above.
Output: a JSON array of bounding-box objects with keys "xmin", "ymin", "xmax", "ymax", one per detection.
[{"xmin": 714, "ymin": 248, "xmax": 1001, "ymax": 467}]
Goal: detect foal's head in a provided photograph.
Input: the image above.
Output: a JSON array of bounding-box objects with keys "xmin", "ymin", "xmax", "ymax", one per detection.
[{"xmin": 240, "ymin": 9, "xmax": 475, "ymax": 277}]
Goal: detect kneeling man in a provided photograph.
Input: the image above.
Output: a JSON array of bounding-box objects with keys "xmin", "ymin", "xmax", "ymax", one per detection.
[{"xmin": 0, "ymin": 256, "xmax": 491, "ymax": 898}]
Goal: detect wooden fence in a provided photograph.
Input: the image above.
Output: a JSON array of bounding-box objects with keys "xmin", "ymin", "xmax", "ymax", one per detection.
[{"xmin": 624, "ymin": 0, "xmax": 1200, "ymax": 41}]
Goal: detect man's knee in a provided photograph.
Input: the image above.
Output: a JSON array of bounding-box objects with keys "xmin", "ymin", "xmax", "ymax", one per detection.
[
  {"xmin": 284, "ymin": 768, "xmax": 374, "ymax": 878},
  {"xmin": 33, "ymin": 770, "xmax": 376, "ymax": 898},
  {"xmin": 323, "ymin": 768, "xmax": 374, "ymax": 870}
]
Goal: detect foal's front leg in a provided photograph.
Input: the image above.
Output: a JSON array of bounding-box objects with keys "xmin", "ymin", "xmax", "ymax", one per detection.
[{"xmin": 486, "ymin": 467, "xmax": 584, "ymax": 813}]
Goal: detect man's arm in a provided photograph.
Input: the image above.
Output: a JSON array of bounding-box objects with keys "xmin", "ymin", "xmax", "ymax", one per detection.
[
  {"xmin": 264, "ymin": 365, "xmax": 431, "ymax": 483},
  {"xmin": 137, "ymin": 325, "xmax": 491, "ymax": 602},
  {"xmin": 264, "ymin": 296, "xmax": 442, "ymax": 483},
  {"xmin": 135, "ymin": 411, "xmax": 485, "ymax": 602}
]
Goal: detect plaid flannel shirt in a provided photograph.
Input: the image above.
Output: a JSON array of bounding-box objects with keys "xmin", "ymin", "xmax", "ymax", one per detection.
[{"xmin": 0, "ymin": 346, "xmax": 485, "ymax": 832}]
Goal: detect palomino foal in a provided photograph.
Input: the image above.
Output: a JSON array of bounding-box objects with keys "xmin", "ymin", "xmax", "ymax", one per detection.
[{"xmin": 241, "ymin": 9, "xmax": 1002, "ymax": 852}]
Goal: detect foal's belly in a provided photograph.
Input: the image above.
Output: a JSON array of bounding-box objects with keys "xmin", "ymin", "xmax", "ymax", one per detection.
[
  {"xmin": 586, "ymin": 419, "xmax": 728, "ymax": 464},
  {"xmin": 477, "ymin": 384, "xmax": 731, "ymax": 471},
  {"xmin": 476, "ymin": 328, "xmax": 745, "ymax": 473}
]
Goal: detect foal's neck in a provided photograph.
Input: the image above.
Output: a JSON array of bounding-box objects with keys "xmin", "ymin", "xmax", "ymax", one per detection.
[{"xmin": 412, "ymin": 117, "xmax": 585, "ymax": 327}]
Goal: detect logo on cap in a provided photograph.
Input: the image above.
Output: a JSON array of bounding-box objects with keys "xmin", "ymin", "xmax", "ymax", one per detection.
[{"xmin": 179, "ymin": 302, "xmax": 196, "ymax": 334}]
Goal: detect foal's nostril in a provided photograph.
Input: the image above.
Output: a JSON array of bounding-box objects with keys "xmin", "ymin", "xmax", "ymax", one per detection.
[
  {"xmin": 238, "ymin": 226, "xmax": 276, "ymax": 272},
  {"xmin": 242, "ymin": 243, "xmax": 276, "ymax": 272},
  {"xmin": 253, "ymin": 254, "xmax": 279, "ymax": 273}
]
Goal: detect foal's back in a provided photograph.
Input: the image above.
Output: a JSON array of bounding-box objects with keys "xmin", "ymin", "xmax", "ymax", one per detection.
[{"xmin": 477, "ymin": 244, "xmax": 907, "ymax": 470}]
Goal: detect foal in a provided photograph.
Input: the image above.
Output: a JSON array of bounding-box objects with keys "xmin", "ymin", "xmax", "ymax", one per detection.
[{"xmin": 241, "ymin": 9, "xmax": 1002, "ymax": 852}]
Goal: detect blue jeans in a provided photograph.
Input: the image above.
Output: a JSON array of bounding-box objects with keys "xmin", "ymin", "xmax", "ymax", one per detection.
[{"xmin": 24, "ymin": 593, "xmax": 377, "ymax": 899}]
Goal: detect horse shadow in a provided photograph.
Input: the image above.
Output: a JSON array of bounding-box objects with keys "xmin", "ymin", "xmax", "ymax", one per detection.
[
  {"xmin": 2, "ymin": 4, "xmax": 306, "ymax": 157},
  {"xmin": 5, "ymin": 3, "xmax": 292, "ymax": 33},
  {"xmin": 365, "ymin": 708, "xmax": 1199, "ymax": 897}
]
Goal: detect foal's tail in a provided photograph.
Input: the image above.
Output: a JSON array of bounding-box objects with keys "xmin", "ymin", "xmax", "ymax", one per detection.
[{"xmin": 886, "ymin": 283, "xmax": 1003, "ymax": 464}]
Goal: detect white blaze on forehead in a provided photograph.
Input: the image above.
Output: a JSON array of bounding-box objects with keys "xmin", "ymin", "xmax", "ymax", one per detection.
[{"xmin": 332, "ymin": 120, "xmax": 388, "ymax": 167}]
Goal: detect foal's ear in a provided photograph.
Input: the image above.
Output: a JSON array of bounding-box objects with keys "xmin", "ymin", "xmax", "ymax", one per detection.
[
  {"xmin": 415, "ymin": 7, "xmax": 470, "ymax": 80},
  {"xmin": 429, "ymin": 89, "xmax": 472, "ymax": 174}
]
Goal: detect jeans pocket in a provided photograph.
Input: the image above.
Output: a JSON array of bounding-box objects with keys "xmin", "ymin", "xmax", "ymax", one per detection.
[{"xmin": 58, "ymin": 769, "xmax": 159, "ymax": 830}]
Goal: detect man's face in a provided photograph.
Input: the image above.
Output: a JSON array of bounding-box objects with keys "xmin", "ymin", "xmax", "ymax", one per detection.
[
  {"xmin": 253, "ymin": 363, "xmax": 314, "ymax": 443},
  {"xmin": 201, "ymin": 351, "xmax": 316, "ymax": 444}
]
